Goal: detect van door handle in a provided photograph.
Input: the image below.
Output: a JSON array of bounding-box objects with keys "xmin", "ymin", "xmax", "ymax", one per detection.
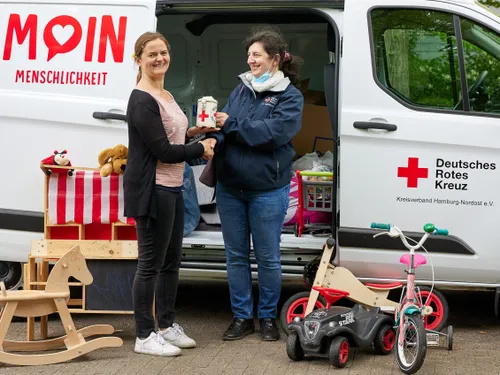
[
  {"xmin": 353, "ymin": 121, "xmax": 397, "ymax": 131},
  {"xmin": 93, "ymin": 111, "xmax": 127, "ymax": 122}
]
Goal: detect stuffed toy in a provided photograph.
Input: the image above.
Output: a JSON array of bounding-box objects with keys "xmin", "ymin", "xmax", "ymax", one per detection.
[
  {"xmin": 40, "ymin": 150, "xmax": 74, "ymax": 176},
  {"xmin": 98, "ymin": 144, "xmax": 128, "ymax": 177}
]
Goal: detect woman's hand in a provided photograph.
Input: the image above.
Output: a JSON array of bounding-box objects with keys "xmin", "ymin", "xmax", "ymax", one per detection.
[
  {"xmin": 216, "ymin": 112, "xmax": 229, "ymax": 127},
  {"xmin": 187, "ymin": 126, "xmax": 219, "ymax": 138},
  {"xmin": 200, "ymin": 138, "xmax": 216, "ymax": 160}
]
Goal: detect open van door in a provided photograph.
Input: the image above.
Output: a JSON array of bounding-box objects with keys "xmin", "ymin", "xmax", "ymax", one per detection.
[
  {"xmin": 0, "ymin": 0, "xmax": 157, "ymax": 264},
  {"xmin": 339, "ymin": 0, "xmax": 500, "ymax": 286}
]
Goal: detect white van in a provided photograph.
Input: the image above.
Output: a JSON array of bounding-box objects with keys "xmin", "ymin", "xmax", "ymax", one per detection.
[{"xmin": 1, "ymin": 0, "xmax": 499, "ymax": 304}]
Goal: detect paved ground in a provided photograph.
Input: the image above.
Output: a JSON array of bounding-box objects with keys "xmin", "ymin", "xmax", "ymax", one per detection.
[{"xmin": 0, "ymin": 280, "xmax": 499, "ymax": 375}]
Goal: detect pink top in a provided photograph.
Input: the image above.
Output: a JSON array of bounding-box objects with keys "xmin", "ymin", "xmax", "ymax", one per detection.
[{"xmin": 151, "ymin": 93, "xmax": 188, "ymax": 187}]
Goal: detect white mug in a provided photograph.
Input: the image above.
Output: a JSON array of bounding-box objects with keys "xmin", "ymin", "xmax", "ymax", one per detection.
[{"xmin": 196, "ymin": 96, "xmax": 218, "ymax": 128}]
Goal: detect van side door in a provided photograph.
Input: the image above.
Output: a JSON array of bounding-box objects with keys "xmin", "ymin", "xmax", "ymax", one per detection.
[{"xmin": 339, "ymin": 0, "xmax": 500, "ymax": 286}]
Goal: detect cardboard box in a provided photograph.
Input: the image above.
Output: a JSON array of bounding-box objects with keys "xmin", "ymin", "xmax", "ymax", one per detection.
[{"xmin": 293, "ymin": 103, "xmax": 333, "ymax": 157}]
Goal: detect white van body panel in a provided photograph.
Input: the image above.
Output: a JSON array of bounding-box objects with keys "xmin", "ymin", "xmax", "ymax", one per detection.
[{"xmin": 0, "ymin": 0, "xmax": 157, "ymax": 262}]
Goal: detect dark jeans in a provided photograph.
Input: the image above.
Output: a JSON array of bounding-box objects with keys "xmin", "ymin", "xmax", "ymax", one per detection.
[
  {"xmin": 216, "ymin": 182, "xmax": 290, "ymax": 320},
  {"xmin": 133, "ymin": 185, "xmax": 184, "ymax": 339}
]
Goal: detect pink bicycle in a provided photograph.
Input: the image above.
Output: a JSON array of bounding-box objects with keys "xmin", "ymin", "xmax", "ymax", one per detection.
[{"xmin": 370, "ymin": 222, "xmax": 448, "ymax": 374}]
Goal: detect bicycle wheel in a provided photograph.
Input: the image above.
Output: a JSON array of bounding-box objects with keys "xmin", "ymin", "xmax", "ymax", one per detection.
[{"xmin": 396, "ymin": 314, "xmax": 427, "ymax": 374}]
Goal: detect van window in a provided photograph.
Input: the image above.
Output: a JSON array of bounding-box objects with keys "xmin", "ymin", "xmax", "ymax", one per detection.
[
  {"xmin": 371, "ymin": 9, "xmax": 461, "ymax": 109},
  {"xmin": 370, "ymin": 8, "xmax": 500, "ymax": 115}
]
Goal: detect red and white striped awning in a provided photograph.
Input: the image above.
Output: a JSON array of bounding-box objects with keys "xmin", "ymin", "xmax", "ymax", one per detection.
[{"xmin": 47, "ymin": 170, "xmax": 135, "ymax": 225}]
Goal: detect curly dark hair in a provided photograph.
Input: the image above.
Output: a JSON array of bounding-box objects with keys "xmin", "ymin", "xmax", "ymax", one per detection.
[{"xmin": 243, "ymin": 25, "xmax": 303, "ymax": 85}]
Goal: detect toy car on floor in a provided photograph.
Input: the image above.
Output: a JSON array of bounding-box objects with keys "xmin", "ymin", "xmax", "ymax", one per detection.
[{"xmin": 286, "ymin": 287, "xmax": 396, "ymax": 368}]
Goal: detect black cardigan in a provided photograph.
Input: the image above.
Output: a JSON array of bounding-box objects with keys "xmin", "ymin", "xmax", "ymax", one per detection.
[{"xmin": 123, "ymin": 89, "xmax": 204, "ymax": 219}]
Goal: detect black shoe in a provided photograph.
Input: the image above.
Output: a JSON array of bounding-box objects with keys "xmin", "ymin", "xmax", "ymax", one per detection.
[
  {"xmin": 222, "ymin": 318, "xmax": 255, "ymax": 340},
  {"xmin": 260, "ymin": 318, "xmax": 280, "ymax": 341}
]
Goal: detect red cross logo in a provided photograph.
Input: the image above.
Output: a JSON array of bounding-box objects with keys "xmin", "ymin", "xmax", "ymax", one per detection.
[
  {"xmin": 397, "ymin": 157, "xmax": 428, "ymax": 188},
  {"xmin": 198, "ymin": 110, "xmax": 209, "ymax": 122}
]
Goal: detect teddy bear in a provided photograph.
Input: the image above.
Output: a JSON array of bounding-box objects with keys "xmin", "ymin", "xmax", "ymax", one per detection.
[
  {"xmin": 40, "ymin": 150, "xmax": 74, "ymax": 176},
  {"xmin": 98, "ymin": 144, "xmax": 128, "ymax": 177}
]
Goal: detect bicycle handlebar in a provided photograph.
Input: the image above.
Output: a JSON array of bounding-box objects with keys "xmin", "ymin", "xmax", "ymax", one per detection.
[
  {"xmin": 371, "ymin": 222, "xmax": 448, "ymax": 236},
  {"xmin": 370, "ymin": 222, "xmax": 391, "ymax": 230},
  {"xmin": 434, "ymin": 228, "xmax": 449, "ymax": 235},
  {"xmin": 423, "ymin": 223, "xmax": 449, "ymax": 236}
]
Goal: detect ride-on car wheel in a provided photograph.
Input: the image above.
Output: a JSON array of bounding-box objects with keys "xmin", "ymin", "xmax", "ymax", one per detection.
[
  {"xmin": 286, "ymin": 331, "xmax": 304, "ymax": 361},
  {"xmin": 416, "ymin": 286, "xmax": 449, "ymax": 332},
  {"xmin": 373, "ymin": 324, "xmax": 396, "ymax": 355},
  {"xmin": 329, "ymin": 336, "xmax": 350, "ymax": 368},
  {"xmin": 280, "ymin": 291, "xmax": 327, "ymax": 335}
]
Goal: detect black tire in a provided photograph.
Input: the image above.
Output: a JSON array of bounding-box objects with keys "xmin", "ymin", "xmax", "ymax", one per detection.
[
  {"xmin": 416, "ymin": 286, "xmax": 449, "ymax": 332},
  {"xmin": 0, "ymin": 262, "xmax": 22, "ymax": 290},
  {"xmin": 280, "ymin": 291, "xmax": 327, "ymax": 336},
  {"xmin": 286, "ymin": 331, "xmax": 304, "ymax": 361},
  {"xmin": 329, "ymin": 336, "xmax": 350, "ymax": 368},
  {"xmin": 446, "ymin": 325, "xmax": 453, "ymax": 351},
  {"xmin": 0, "ymin": 262, "xmax": 23, "ymax": 322},
  {"xmin": 396, "ymin": 315, "xmax": 427, "ymax": 374},
  {"xmin": 373, "ymin": 324, "xmax": 396, "ymax": 355}
]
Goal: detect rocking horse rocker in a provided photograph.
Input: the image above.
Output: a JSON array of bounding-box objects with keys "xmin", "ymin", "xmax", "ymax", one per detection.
[{"xmin": 0, "ymin": 246, "xmax": 123, "ymax": 366}]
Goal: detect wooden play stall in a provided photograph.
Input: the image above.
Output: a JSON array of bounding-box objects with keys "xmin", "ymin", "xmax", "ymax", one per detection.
[{"xmin": 25, "ymin": 164, "xmax": 141, "ymax": 341}]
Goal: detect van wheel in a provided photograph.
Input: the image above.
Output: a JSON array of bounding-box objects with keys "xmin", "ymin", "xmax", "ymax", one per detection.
[
  {"xmin": 0, "ymin": 261, "xmax": 23, "ymax": 290},
  {"xmin": 416, "ymin": 286, "xmax": 449, "ymax": 332},
  {"xmin": 280, "ymin": 291, "xmax": 326, "ymax": 336},
  {"xmin": 0, "ymin": 262, "xmax": 23, "ymax": 321}
]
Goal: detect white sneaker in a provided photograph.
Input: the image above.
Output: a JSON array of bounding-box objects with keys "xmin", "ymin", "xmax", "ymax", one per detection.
[
  {"xmin": 134, "ymin": 331, "xmax": 182, "ymax": 357},
  {"xmin": 160, "ymin": 323, "xmax": 197, "ymax": 349}
]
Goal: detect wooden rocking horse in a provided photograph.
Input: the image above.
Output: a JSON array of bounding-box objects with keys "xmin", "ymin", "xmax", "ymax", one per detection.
[{"xmin": 0, "ymin": 245, "xmax": 123, "ymax": 366}]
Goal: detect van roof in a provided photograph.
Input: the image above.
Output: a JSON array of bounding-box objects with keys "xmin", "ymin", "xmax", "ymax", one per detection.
[
  {"xmin": 157, "ymin": 0, "xmax": 344, "ymax": 8},
  {"xmin": 156, "ymin": 0, "xmax": 480, "ymax": 4},
  {"xmin": 156, "ymin": 0, "xmax": 495, "ymax": 9}
]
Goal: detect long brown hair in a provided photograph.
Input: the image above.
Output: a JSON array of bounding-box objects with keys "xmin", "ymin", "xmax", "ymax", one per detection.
[{"xmin": 133, "ymin": 32, "xmax": 170, "ymax": 83}]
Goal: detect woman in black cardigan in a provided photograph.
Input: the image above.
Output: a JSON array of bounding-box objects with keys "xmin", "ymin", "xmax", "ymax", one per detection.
[{"xmin": 124, "ymin": 31, "xmax": 216, "ymax": 357}]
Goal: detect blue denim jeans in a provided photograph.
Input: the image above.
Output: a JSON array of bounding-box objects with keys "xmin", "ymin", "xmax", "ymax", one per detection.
[{"xmin": 216, "ymin": 182, "xmax": 290, "ymax": 320}]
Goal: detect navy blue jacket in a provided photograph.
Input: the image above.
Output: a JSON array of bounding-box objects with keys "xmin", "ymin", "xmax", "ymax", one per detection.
[{"xmin": 209, "ymin": 73, "xmax": 304, "ymax": 191}]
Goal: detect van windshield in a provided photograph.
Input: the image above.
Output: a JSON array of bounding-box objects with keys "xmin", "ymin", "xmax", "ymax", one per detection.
[{"xmin": 477, "ymin": 0, "xmax": 500, "ymax": 17}]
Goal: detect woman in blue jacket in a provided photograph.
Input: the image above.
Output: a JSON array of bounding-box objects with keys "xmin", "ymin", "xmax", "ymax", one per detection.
[{"xmin": 209, "ymin": 26, "xmax": 304, "ymax": 341}]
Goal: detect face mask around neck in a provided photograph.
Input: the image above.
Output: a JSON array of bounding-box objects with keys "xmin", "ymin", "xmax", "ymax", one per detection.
[{"xmin": 253, "ymin": 69, "xmax": 272, "ymax": 83}]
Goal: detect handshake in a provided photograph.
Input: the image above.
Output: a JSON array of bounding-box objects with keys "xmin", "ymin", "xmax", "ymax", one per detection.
[{"xmin": 200, "ymin": 138, "xmax": 216, "ymax": 160}]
